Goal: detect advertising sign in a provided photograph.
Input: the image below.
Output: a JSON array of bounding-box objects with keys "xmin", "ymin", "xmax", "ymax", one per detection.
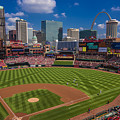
[
  {"xmin": 87, "ymin": 43, "xmax": 98, "ymax": 50},
  {"xmin": 79, "ymin": 42, "xmax": 86, "ymax": 47},
  {"xmin": 99, "ymin": 42, "xmax": 107, "ymax": 47},
  {"xmin": 111, "ymin": 49, "xmax": 115, "ymax": 53},
  {"xmin": 98, "ymin": 47, "xmax": 107, "ymax": 52},
  {"xmin": 111, "ymin": 43, "xmax": 120, "ymax": 49},
  {"xmin": 56, "ymin": 55, "xmax": 74, "ymax": 60},
  {"xmin": 116, "ymin": 50, "xmax": 120, "ymax": 53},
  {"xmin": 79, "ymin": 47, "xmax": 83, "ymax": 51},
  {"xmin": 83, "ymin": 47, "xmax": 86, "ymax": 52}
]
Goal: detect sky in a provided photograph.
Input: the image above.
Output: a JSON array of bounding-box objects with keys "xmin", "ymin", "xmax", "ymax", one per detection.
[{"xmin": 1, "ymin": 0, "xmax": 120, "ymax": 38}]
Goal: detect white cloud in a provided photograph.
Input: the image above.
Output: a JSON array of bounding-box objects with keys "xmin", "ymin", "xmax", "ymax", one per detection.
[
  {"xmin": 8, "ymin": 17, "xmax": 20, "ymax": 23},
  {"xmin": 94, "ymin": 22, "xmax": 97, "ymax": 26},
  {"xmin": 118, "ymin": 21, "xmax": 120, "ymax": 26},
  {"xmin": 6, "ymin": 25, "xmax": 16, "ymax": 31},
  {"xmin": 5, "ymin": 13, "xmax": 12, "ymax": 18},
  {"xmin": 98, "ymin": 33, "xmax": 106, "ymax": 38},
  {"xmin": 111, "ymin": 7, "xmax": 120, "ymax": 11},
  {"xmin": 17, "ymin": 0, "xmax": 56, "ymax": 13},
  {"xmin": 54, "ymin": 14, "xmax": 59, "ymax": 18},
  {"xmin": 118, "ymin": 32, "xmax": 120, "ymax": 37},
  {"xmin": 61, "ymin": 13, "xmax": 66, "ymax": 17},
  {"xmin": 98, "ymin": 24, "xmax": 105, "ymax": 29},
  {"xmin": 74, "ymin": 3, "xmax": 79, "ymax": 6},
  {"xmin": 80, "ymin": 27, "xmax": 84, "ymax": 30},
  {"xmin": 5, "ymin": 12, "xmax": 24, "ymax": 18},
  {"xmin": 6, "ymin": 22, "xmax": 16, "ymax": 32}
]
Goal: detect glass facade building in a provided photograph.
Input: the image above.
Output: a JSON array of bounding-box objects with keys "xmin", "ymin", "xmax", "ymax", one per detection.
[
  {"xmin": 57, "ymin": 41, "xmax": 79, "ymax": 51},
  {"xmin": 80, "ymin": 30, "xmax": 97, "ymax": 40},
  {"xmin": 41, "ymin": 20, "xmax": 63, "ymax": 42},
  {"xmin": 28, "ymin": 28, "xmax": 33, "ymax": 43},
  {"xmin": 0, "ymin": 6, "xmax": 5, "ymax": 41}
]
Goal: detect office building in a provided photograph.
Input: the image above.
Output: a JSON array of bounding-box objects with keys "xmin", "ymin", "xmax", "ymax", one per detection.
[
  {"xmin": 9, "ymin": 30, "xmax": 16, "ymax": 41},
  {"xmin": 33, "ymin": 30, "xmax": 38, "ymax": 36},
  {"xmin": 0, "ymin": 6, "xmax": 6, "ymax": 41},
  {"xmin": 41, "ymin": 20, "xmax": 63, "ymax": 42},
  {"xmin": 36, "ymin": 31, "xmax": 45, "ymax": 43},
  {"xmin": 80, "ymin": 30, "xmax": 97, "ymax": 40},
  {"xmin": 16, "ymin": 19, "xmax": 28, "ymax": 43},
  {"xmin": 106, "ymin": 19, "xmax": 118, "ymax": 38},
  {"xmin": 57, "ymin": 41, "xmax": 79, "ymax": 51},
  {"xmin": 28, "ymin": 28, "xmax": 33, "ymax": 43},
  {"xmin": 67, "ymin": 28, "xmax": 79, "ymax": 41}
]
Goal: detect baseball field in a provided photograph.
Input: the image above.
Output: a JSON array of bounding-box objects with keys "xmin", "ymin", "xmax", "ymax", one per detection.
[{"xmin": 0, "ymin": 67, "xmax": 120, "ymax": 120}]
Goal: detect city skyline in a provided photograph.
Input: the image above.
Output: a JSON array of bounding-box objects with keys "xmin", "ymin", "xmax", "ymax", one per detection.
[{"xmin": 1, "ymin": 0, "xmax": 120, "ymax": 38}]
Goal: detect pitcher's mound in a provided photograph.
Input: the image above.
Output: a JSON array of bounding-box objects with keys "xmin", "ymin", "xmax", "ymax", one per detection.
[{"xmin": 28, "ymin": 98, "xmax": 39, "ymax": 103}]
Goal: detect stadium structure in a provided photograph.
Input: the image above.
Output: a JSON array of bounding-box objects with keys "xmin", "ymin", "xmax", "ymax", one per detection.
[{"xmin": 0, "ymin": 11, "xmax": 120, "ymax": 120}]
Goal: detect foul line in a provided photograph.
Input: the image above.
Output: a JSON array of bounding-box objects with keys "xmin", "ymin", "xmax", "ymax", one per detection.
[
  {"xmin": 0, "ymin": 96, "xmax": 17, "ymax": 118},
  {"xmin": 21, "ymin": 95, "xmax": 89, "ymax": 118}
]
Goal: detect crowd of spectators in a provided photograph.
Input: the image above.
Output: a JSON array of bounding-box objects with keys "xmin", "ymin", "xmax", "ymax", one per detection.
[
  {"xmin": 5, "ymin": 56, "xmax": 55, "ymax": 65},
  {"xmin": 76, "ymin": 54, "xmax": 105, "ymax": 60},
  {"xmin": 83, "ymin": 106, "xmax": 120, "ymax": 120},
  {"xmin": 0, "ymin": 60, "xmax": 7, "ymax": 67},
  {"xmin": 74, "ymin": 60, "xmax": 103, "ymax": 68},
  {"xmin": 106, "ymin": 106, "xmax": 120, "ymax": 120},
  {"xmin": 105, "ymin": 56, "xmax": 120, "ymax": 67}
]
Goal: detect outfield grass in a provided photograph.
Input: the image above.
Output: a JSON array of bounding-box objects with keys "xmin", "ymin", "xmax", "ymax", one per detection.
[
  {"xmin": 0, "ymin": 67, "xmax": 120, "ymax": 120},
  {"xmin": 4, "ymin": 89, "xmax": 63, "ymax": 114},
  {"xmin": 0, "ymin": 103, "xmax": 9, "ymax": 120},
  {"xmin": 53, "ymin": 61, "xmax": 73, "ymax": 65}
]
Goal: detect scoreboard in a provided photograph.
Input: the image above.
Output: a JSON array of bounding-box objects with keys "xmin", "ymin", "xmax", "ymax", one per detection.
[{"xmin": 56, "ymin": 55, "xmax": 74, "ymax": 60}]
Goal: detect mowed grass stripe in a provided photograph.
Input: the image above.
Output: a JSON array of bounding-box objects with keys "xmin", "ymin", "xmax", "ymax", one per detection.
[
  {"xmin": 0, "ymin": 68, "xmax": 120, "ymax": 120},
  {"xmin": 0, "ymin": 103, "xmax": 9, "ymax": 120},
  {"xmin": 4, "ymin": 89, "xmax": 63, "ymax": 114}
]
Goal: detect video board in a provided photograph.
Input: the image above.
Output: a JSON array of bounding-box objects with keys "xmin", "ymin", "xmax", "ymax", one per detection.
[
  {"xmin": 79, "ymin": 42, "xmax": 108, "ymax": 53},
  {"xmin": 56, "ymin": 55, "xmax": 74, "ymax": 60},
  {"xmin": 79, "ymin": 42, "xmax": 98, "ymax": 52}
]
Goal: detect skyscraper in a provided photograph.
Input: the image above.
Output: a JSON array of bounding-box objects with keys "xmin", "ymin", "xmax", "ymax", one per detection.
[
  {"xmin": 9, "ymin": 30, "xmax": 16, "ymax": 41},
  {"xmin": 67, "ymin": 28, "xmax": 79, "ymax": 41},
  {"xmin": 0, "ymin": 6, "xmax": 6, "ymax": 41},
  {"xmin": 41, "ymin": 20, "xmax": 63, "ymax": 42},
  {"xmin": 16, "ymin": 19, "xmax": 28, "ymax": 43},
  {"xmin": 106, "ymin": 19, "xmax": 118, "ymax": 38},
  {"xmin": 80, "ymin": 30, "xmax": 97, "ymax": 40},
  {"xmin": 28, "ymin": 28, "xmax": 33, "ymax": 43},
  {"xmin": 0, "ymin": 6, "xmax": 5, "ymax": 58},
  {"xmin": 36, "ymin": 31, "xmax": 45, "ymax": 43}
]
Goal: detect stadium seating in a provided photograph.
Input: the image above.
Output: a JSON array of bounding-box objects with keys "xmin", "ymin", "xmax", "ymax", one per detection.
[
  {"xmin": 0, "ymin": 60, "xmax": 7, "ymax": 67},
  {"xmin": 82, "ymin": 106, "xmax": 120, "ymax": 120},
  {"xmin": 5, "ymin": 56, "xmax": 55, "ymax": 65},
  {"xmin": 74, "ymin": 60, "xmax": 103, "ymax": 68},
  {"xmin": 76, "ymin": 55, "xmax": 105, "ymax": 60}
]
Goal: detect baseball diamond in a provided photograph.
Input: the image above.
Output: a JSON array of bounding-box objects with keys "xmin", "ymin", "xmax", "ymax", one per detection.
[{"xmin": 0, "ymin": 67, "xmax": 120, "ymax": 120}]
